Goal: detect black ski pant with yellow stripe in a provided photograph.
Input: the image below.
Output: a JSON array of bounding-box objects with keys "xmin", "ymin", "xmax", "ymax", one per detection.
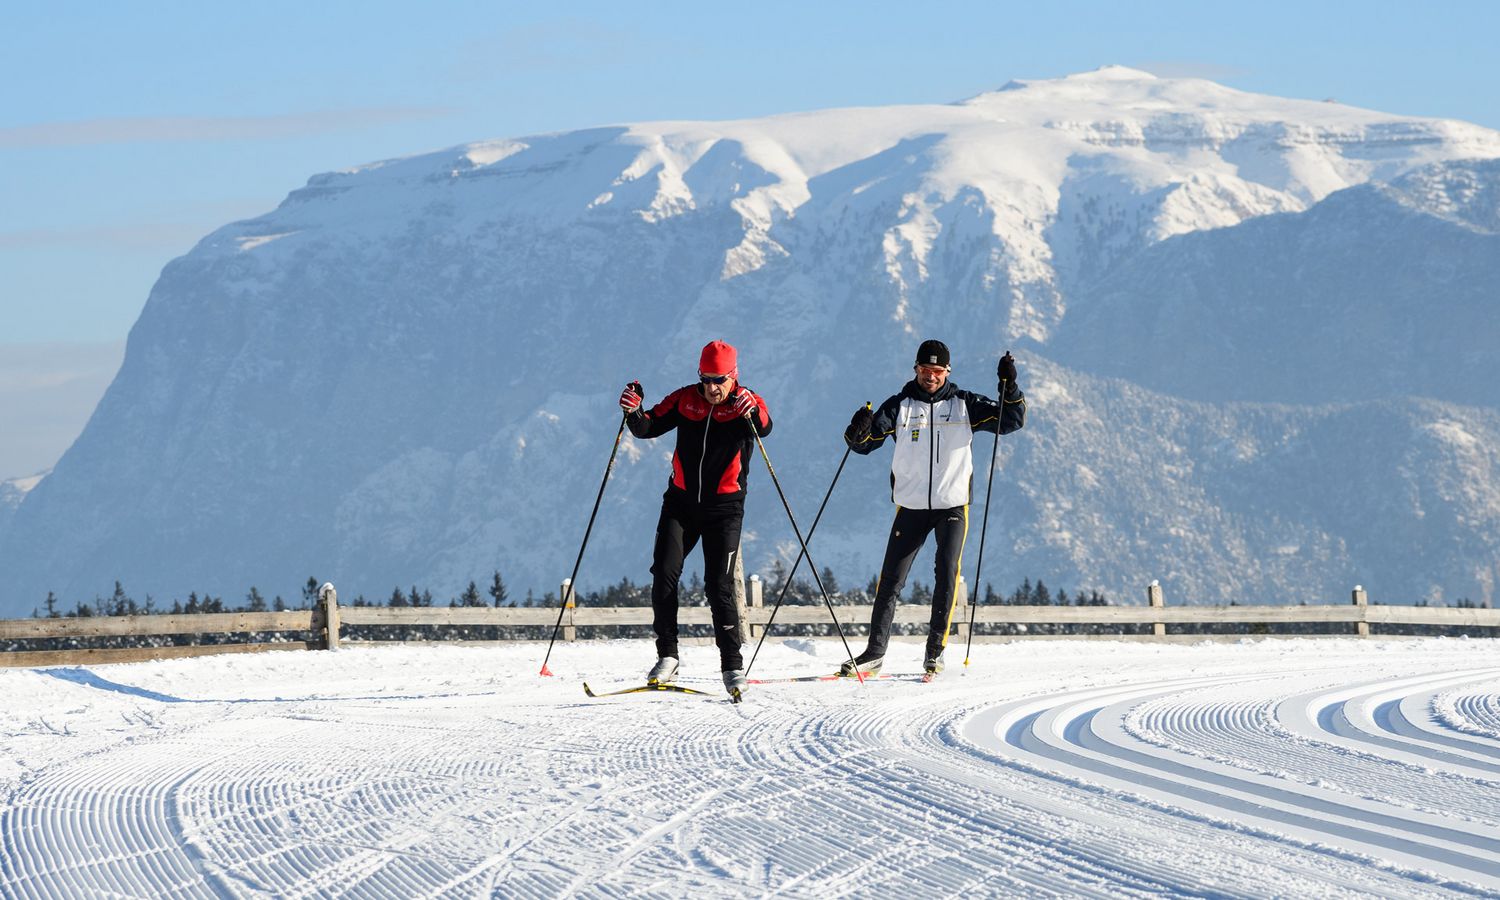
[{"xmin": 863, "ymin": 505, "xmax": 968, "ymax": 661}]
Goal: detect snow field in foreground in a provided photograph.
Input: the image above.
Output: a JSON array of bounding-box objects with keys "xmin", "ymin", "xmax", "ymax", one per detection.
[{"xmin": 3, "ymin": 638, "xmax": 1499, "ymax": 897}]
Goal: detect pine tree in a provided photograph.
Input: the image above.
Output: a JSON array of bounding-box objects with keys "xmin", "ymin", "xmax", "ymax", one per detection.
[
  {"xmin": 44, "ymin": 591, "xmax": 58, "ymax": 618},
  {"xmin": 273, "ymin": 595, "xmax": 287, "ymax": 612},
  {"xmin": 303, "ymin": 577, "xmax": 319, "ymax": 609},
  {"xmin": 109, "ymin": 581, "xmax": 131, "ymax": 616},
  {"xmin": 459, "ymin": 581, "xmax": 483, "ymax": 607},
  {"xmin": 1034, "ymin": 580, "xmax": 1052, "ymax": 606},
  {"xmin": 489, "ymin": 570, "xmax": 509, "ymax": 607},
  {"xmin": 768, "ymin": 558, "xmax": 789, "ymax": 595},
  {"xmin": 820, "ymin": 566, "xmax": 840, "ymax": 596},
  {"xmin": 389, "ymin": 587, "xmax": 409, "ymax": 608},
  {"xmin": 246, "ymin": 587, "xmax": 267, "ymax": 613}
]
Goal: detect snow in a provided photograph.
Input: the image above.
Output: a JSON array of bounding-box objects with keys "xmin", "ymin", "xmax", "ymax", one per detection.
[
  {"xmin": 2, "ymin": 473, "xmax": 45, "ymax": 496},
  {"xmin": 4, "ymin": 637, "xmax": 1499, "ymax": 895},
  {"xmin": 234, "ymin": 232, "xmax": 295, "ymax": 252}
]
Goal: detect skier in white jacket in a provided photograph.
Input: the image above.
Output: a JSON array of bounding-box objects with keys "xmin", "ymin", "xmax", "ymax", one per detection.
[{"xmin": 839, "ymin": 340, "xmax": 1026, "ymax": 677}]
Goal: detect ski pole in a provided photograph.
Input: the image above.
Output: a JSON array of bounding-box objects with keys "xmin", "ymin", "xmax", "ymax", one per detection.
[
  {"xmin": 963, "ymin": 377, "xmax": 1006, "ymax": 670},
  {"xmin": 742, "ymin": 408, "xmax": 866, "ymax": 683},
  {"xmin": 540, "ymin": 401, "xmax": 632, "ymax": 676},
  {"xmin": 745, "ymin": 407, "xmax": 865, "ymax": 677}
]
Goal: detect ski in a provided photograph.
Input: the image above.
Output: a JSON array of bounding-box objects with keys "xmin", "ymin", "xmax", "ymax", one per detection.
[
  {"xmin": 746, "ymin": 672, "xmax": 895, "ymax": 685},
  {"xmin": 582, "ymin": 682, "xmax": 716, "ymax": 698}
]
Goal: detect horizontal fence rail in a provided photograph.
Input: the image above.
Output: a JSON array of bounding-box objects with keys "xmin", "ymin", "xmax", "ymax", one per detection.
[{"xmin": 3, "ymin": 580, "xmax": 1495, "ymax": 668}]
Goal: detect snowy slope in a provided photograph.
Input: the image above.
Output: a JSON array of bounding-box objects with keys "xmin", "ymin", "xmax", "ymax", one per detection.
[
  {"xmin": 4, "ymin": 67, "xmax": 1500, "ymax": 614},
  {"xmin": 3, "ymin": 639, "xmax": 1500, "ymax": 895},
  {"xmin": 1050, "ymin": 158, "xmax": 1500, "ymax": 408}
]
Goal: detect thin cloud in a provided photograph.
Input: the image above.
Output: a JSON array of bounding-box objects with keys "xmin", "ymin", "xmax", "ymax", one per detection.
[
  {"xmin": 0, "ymin": 223, "xmax": 211, "ymax": 251},
  {"xmin": 0, "ymin": 107, "xmax": 457, "ymax": 149},
  {"xmin": 1133, "ymin": 61, "xmax": 1252, "ymax": 82}
]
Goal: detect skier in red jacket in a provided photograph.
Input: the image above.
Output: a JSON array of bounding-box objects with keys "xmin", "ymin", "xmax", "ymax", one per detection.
[{"xmin": 618, "ymin": 340, "xmax": 771, "ymax": 696}]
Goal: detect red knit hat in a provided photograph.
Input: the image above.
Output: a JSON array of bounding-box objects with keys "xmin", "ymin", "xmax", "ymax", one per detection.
[{"xmin": 699, "ymin": 340, "xmax": 738, "ymax": 377}]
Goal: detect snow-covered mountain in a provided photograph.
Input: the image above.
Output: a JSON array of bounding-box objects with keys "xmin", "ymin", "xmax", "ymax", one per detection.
[
  {"xmin": 1049, "ymin": 158, "xmax": 1500, "ymax": 408},
  {"xmin": 4, "ymin": 67, "xmax": 1499, "ymax": 615},
  {"xmin": 0, "ymin": 473, "xmax": 43, "ymax": 547}
]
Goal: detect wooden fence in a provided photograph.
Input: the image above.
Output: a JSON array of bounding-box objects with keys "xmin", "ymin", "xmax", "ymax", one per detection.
[{"xmin": 3, "ymin": 579, "xmax": 1496, "ymax": 669}]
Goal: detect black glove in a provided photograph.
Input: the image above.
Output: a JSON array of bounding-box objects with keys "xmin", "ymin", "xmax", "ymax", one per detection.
[
  {"xmin": 997, "ymin": 352, "xmax": 1017, "ymax": 387},
  {"xmin": 844, "ymin": 405, "xmax": 874, "ymax": 446},
  {"xmin": 619, "ymin": 381, "xmax": 644, "ymax": 414}
]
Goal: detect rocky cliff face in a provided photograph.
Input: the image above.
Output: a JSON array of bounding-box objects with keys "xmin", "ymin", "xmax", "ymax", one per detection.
[{"xmin": 4, "ymin": 68, "xmax": 1499, "ymax": 615}]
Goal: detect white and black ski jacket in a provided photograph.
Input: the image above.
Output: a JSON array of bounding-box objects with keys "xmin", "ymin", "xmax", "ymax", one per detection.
[{"xmin": 849, "ymin": 379, "xmax": 1025, "ymax": 510}]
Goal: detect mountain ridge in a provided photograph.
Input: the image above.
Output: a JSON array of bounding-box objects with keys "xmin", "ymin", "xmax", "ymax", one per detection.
[{"xmin": 3, "ymin": 69, "xmax": 1497, "ymax": 614}]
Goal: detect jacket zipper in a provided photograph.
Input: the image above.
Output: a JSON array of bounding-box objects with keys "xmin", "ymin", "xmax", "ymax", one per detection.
[
  {"xmin": 698, "ymin": 411, "xmax": 712, "ymax": 503},
  {"xmin": 927, "ymin": 398, "xmax": 935, "ymax": 509}
]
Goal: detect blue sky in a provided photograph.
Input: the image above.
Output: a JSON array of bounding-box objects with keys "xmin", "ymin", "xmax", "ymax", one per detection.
[{"xmin": 4, "ymin": 0, "xmax": 1497, "ymax": 344}]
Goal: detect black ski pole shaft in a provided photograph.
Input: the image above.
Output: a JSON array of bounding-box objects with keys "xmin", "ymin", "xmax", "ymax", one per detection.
[
  {"xmin": 540, "ymin": 413, "xmax": 628, "ymax": 676},
  {"xmin": 964, "ymin": 377, "xmax": 1005, "ymax": 669},
  {"xmin": 745, "ymin": 440, "xmax": 855, "ymax": 678},
  {"xmin": 744, "ymin": 411, "xmax": 866, "ymax": 683}
]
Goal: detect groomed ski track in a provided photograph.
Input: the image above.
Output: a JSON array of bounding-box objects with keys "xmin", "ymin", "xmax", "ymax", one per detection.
[{"xmin": 3, "ymin": 639, "xmax": 1499, "ymax": 897}]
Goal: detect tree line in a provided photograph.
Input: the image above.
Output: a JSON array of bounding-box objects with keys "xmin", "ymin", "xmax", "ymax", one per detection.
[{"xmin": 14, "ymin": 573, "xmax": 1492, "ymax": 652}]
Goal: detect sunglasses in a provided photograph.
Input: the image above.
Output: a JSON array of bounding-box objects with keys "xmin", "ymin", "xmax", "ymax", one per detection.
[
  {"xmin": 915, "ymin": 364, "xmax": 949, "ymax": 377},
  {"xmin": 699, "ymin": 373, "xmax": 732, "ymax": 385}
]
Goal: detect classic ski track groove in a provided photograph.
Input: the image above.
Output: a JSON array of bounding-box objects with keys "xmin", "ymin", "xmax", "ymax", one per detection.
[
  {"xmin": 4, "ymin": 656, "xmax": 1500, "ymax": 896},
  {"xmin": 963, "ymin": 666, "xmax": 1500, "ymax": 892}
]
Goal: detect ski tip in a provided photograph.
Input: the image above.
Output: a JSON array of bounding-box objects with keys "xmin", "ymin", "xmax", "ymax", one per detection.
[
  {"xmin": 539, "ymin": 664, "xmax": 554, "ymax": 677},
  {"xmin": 582, "ymin": 682, "xmax": 596, "ymax": 697}
]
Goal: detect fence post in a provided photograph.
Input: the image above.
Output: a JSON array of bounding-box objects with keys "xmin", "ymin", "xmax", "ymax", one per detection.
[
  {"xmin": 1148, "ymin": 580, "xmax": 1165, "ymax": 637},
  {"xmin": 748, "ymin": 573, "xmax": 763, "ymax": 638},
  {"xmin": 319, "ymin": 583, "xmax": 340, "ymax": 651},
  {"xmin": 1353, "ymin": 584, "xmax": 1369, "ymax": 637},
  {"xmin": 561, "ymin": 578, "xmax": 576, "ymax": 642},
  {"xmin": 732, "ymin": 551, "xmax": 750, "ymax": 643},
  {"xmin": 954, "ymin": 575, "xmax": 969, "ymax": 640}
]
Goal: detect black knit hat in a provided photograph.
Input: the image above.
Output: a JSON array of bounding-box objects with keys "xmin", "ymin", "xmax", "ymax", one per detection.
[{"xmin": 915, "ymin": 339, "xmax": 950, "ymax": 368}]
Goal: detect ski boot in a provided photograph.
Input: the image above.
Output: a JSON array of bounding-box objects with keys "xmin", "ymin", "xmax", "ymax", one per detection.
[
  {"xmin": 838, "ymin": 652, "xmax": 883, "ymax": 678},
  {"xmin": 646, "ymin": 656, "xmax": 679, "ymax": 685},
  {"xmin": 922, "ymin": 651, "xmax": 945, "ymax": 681},
  {"xmin": 722, "ymin": 669, "xmax": 747, "ymax": 703}
]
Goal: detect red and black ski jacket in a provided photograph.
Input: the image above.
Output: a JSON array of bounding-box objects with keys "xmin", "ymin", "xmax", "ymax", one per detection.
[{"xmin": 627, "ymin": 385, "xmax": 772, "ymax": 505}]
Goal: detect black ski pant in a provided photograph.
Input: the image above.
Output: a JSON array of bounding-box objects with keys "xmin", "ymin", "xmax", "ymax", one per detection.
[
  {"xmin": 863, "ymin": 505, "xmax": 968, "ymax": 661},
  {"xmin": 649, "ymin": 491, "xmax": 745, "ymax": 670}
]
